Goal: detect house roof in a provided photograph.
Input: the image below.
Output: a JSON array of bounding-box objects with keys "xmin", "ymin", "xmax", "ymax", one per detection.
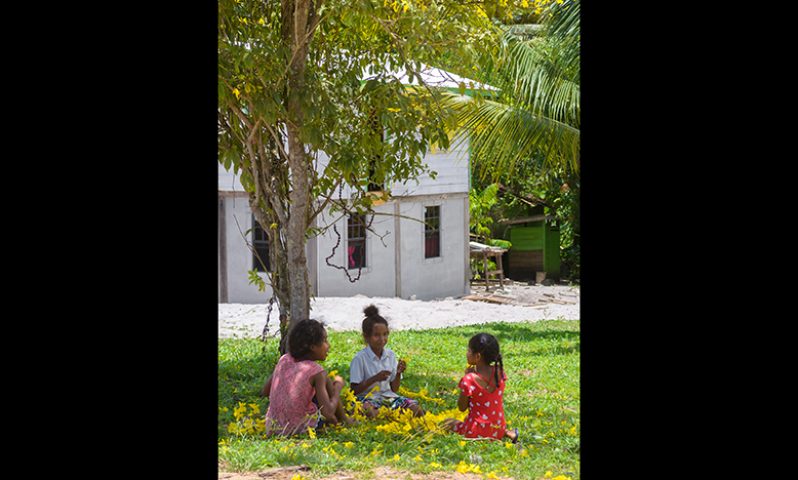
[{"xmin": 364, "ymin": 63, "xmax": 497, "ymax": 92}]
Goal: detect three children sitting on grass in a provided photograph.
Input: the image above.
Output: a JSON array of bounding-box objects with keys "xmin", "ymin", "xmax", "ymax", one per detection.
[{"xmin": 260, "ymin": 304, "xmax": 518, "ymax": 443}]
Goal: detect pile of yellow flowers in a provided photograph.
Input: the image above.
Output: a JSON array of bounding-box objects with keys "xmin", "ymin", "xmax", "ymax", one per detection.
[
  {"xmin": 226, "ymin": 385, "xmax": 468, "ymax": 438},
  {"xmin": 226, "ymin": 402, "xmax": 266, "ymax": 436},
  {"xmin": 374, "ymin": 405, "xmax": 467, "ymax": 437}
]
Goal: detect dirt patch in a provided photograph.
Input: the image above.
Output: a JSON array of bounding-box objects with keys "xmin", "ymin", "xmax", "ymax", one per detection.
[
  {"xmin": 466, "ymin": 282, "xmax": 579, "ymax": 307},
  {"xmin": 219, "ymin": 466, "xmax": 516, "ymax": 480}
]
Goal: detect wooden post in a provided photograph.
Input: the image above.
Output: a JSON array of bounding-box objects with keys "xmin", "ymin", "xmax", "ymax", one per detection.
[
  {"xmin": 496, "ymin": 252, "xmax": 505, "ymax": 288},
  {"xmin": 483, "ymin": 253, "xmax": 490, "ymax": 290}
]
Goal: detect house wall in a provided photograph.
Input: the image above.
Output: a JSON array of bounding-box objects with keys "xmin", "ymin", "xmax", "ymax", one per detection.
[
  {"xmin": 397, "ymin": 194, "xmax": 469, "ymax": 300},
  {"xmin": 221, "ymin": 193, "xmax": 274, "ymax": 303},
  {"xmin": 306, "ymin": 137, "xmax": 469, "ymax": 199},
  {"xmin": 314, "ymin": 193, "xmax": 468, "ymax": 300},
  {"xmin": 219, "ymin": 138, "xmax": 471, "ymax": 303},
  {"xmin": 390, "ymin": 143, "xmax": 469, "ymax": 197},
  {"xmin": 315, "ymin": 201, "xmax": 397, "ymax": 298}
]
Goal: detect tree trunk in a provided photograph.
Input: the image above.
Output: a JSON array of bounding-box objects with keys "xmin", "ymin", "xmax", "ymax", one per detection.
[{"xmin": 283, "ymin": 0, "xmax": 314, "ymax": 336}]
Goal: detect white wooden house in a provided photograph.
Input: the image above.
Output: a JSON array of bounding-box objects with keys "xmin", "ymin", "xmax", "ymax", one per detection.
[{"xmin": 219, "ymin": 67, "xmax": 482, "ymax": 303}]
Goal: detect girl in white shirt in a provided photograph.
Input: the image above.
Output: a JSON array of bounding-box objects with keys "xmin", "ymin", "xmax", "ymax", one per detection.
[{"xmin": 348, "ymin": 304, "xmax": 424, "ymax": 417}]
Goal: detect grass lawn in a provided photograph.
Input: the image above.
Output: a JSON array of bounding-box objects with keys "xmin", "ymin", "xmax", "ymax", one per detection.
[{"xmin": 219, "ymin": 320, "xmax": 580, "ymax": 479}]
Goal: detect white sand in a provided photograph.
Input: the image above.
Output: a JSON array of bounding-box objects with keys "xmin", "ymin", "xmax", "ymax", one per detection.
[{"xmin": 219, "ymin": 285, "xmax": 579, "ymax": 339}]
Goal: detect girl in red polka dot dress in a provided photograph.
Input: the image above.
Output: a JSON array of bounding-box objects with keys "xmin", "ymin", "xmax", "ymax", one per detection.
[{"xmin": 445, "ymin": 333, "xmax": 519, "ymax": 442}]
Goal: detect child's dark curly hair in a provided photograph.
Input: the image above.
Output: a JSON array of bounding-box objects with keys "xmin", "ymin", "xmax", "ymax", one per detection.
[
  {"xmin": 362, "ymin": 304, "xmax": 389, "ymax": 337},
  {"xmin": 287, "ymin": 319, "xmax": 327, "ymax": 359},
  {"xmin": 468, "ymin": 332, "xmax": 504, "ymax": 387}
]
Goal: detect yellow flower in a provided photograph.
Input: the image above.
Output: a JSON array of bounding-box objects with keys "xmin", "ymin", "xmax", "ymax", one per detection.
[
  {"xmin": 570, "ymin": 425, "xmax": 577, "ymax": 435},
  {"xmin": 519, "ymin": 448, "xmax": 528, "ymax": 457},
  {"xmin": 248, "ymin": 403, "xmax": 260, "ymax": 415},
  {"xmin": 392, "ymin": 454, "xmax": 400, "ymax": 461},
  {"xmin": 307, "ymin": 427, "xmax": 316, "ymax": 439},
  {"xmin": 505, "ymin": 441, "xmax": 514, "ymax": 449},
  {"xmin": 290, "ymin": 475, "xmax": 306, "ymax": 480},
  {"xmin": 343, "ymin": 441, "xmax": 354, "ymax": 449},
  {"xmin": 328, "ymin": 370, "xmax": 338, "ymax": 378},
  {"xmin": 459, "ymin": 440, "xmax": 466, "ymax": 447},
  {"xmin": 552, "ymin": 476, "xmax": 571, "ymax": 480},
  {"xmin": 258, "ymin": 17, "xmax": 265, "ymax": 26},
  {"xmin": 486, "ymin": 473, "xmax": 499, "ymax": 480},
  {"xmin": 232, "ymin": 88, "xmax": 240, "ymax": 99},
  {"xmin": 413, "ymin": 455, "xmax": 423, "ymax": 462},
  {"xmin": 428, "ymin": 462, "xmax": 442, "ymax": 468},
  {"xmin": 300, "ymin": 442, "xmax": 310, "ymax": 449},
  {"xmin": 545, "ymin": 471, "xmax": 553, "ymax": 478}
]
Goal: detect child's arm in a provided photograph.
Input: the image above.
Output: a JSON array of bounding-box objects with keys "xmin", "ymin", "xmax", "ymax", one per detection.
[
  {"xmin": 351, "ymin": 370, "xmax": 391, "ymax": 395},
  {"xmin": 457, "ymin": 390, "xmax": 470, "ymax": 411},
  {"xmin": 456, "ymin": 372, "xmax": 473, "ymax": 411},
  {"xmin": 389, "ymin": 359, "xmax": 406, "ymax": 392},
  {"xmin": 260, "ymin": 374, "xmax": 273, "ymax": 397},
  {"xmin": 312, "ymin": 371, "xmax": 344, "ymax": 423}
]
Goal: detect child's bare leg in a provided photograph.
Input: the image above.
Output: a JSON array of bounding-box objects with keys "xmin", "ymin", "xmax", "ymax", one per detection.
[
  {"xmin": 363, "ymin": 403, "xmax": 379, "ymax": 418},
  {"xmin": 408, "ymin": 403, "xmax": 424, "ymax": 417},
  {"xmin": 324, "ymin": 377, "xmax": 352, "ymax": 424},
  {"xmin": 440, "ymin": 418, "xmax": 459, "ymax": 431},
  {"xmin": 505, "ymin": 427, "xmax": 519, "ymax": 442}
]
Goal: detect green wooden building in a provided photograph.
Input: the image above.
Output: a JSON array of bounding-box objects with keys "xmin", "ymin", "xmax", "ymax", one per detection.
[{"xmin": 504, "ymin": 215, "xmax": 561, "ymax": 281}]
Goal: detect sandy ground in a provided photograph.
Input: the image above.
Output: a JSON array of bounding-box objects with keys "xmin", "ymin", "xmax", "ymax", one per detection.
[
  {"xmin": 219, "ymin": 282, "xmax": 579, "ymax": 339},
  {"xmin": 219, "ymin": 465, "xmax": 514, "ymax": 480}
]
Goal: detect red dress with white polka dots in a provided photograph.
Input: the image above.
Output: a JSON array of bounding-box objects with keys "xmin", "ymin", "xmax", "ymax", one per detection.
[{"xmin": 453, "ymin": 367, "xmax": 508, "ymax": 440}]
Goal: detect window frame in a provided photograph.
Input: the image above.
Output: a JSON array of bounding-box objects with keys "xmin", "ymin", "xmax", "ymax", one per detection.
[
  {"xmin": 423, "ymin": 204, "xmax": 443, "ymax": 261},
  {"xmin": 347, "ymin": 214, "xmax": 368, "ymax": 270},
  {"xmin": 251, "ymin": 215, "xmax": 271, "ymax": 272}
]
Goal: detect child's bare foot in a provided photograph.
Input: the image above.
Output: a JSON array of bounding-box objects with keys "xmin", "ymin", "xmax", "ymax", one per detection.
[
  {"xmin": 440, "ymin": 418, "xmax": 459, "ymax": 431},
  {"xmin": 343, "ymin": 415, "xmax": 357, "ymax": 426}
]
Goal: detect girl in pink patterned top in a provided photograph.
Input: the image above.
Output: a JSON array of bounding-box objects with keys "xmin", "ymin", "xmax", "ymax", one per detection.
[
  {"xmin": 261, "ymin": 319, "xmax": 353, "ymax": 435},
  {"xmin": 444, "ymin": 333, "xmax": 519, "ymax": 443}
]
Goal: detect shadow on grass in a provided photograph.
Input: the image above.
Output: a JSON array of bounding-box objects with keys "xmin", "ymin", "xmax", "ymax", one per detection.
[
  {"xmin": 219, "ymin": 322, "xmax": 579, "ymax": 410},
  {"xmin": 393, "ymin": 322, "xmax": 579, "ymax": 357}
]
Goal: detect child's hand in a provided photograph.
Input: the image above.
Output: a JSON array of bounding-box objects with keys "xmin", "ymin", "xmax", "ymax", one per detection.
[
  {"xmin": 397, "ymin": 359, "xmax": 407, "ymax": 375},
  {"xmin": 372, "ymin": 370, "xmax": 391, "ymax": 383},
  {"xmin": 332, "ymin": 375, "xmax": 345, "ymax": 388}
]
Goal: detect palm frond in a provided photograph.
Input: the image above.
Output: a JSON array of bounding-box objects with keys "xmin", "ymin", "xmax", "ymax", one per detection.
[{"xmin": 442, "ymin": 92, "xmax": 579, "ymax": 179}]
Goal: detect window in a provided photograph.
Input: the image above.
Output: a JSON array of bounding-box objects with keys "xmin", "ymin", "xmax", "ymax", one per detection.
[
  {"xmin": 347, "ymin": 214, "xmax": 367, "ymax": 269},
  {"xmin": 424, "ymin": 206, "xmax": 441, "ymax": 258},
  {"xmin": 252, "ymin": 216, "xmax": 271, "ymax": 272}
]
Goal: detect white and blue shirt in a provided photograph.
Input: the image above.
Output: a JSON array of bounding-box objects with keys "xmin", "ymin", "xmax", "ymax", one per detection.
[{"xmin": 349, "ymin": 346, "xmax": 399, "ymax": 401}]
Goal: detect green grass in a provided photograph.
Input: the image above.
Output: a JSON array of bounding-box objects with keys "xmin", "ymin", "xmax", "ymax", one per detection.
[{"xmin": 219, "ymin": 320, "xmax": 580, "ymax": 479}]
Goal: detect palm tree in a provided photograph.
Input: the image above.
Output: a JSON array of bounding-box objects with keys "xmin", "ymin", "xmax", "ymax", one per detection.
[{"xmin": 443, "ymin": 0, "xmax": 580, "ymax": 181}]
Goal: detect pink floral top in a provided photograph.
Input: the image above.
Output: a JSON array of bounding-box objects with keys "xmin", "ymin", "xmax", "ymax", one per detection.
[{"xmin": 264, "ymin": 354, "xmax": 324, "ymax": 435}]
